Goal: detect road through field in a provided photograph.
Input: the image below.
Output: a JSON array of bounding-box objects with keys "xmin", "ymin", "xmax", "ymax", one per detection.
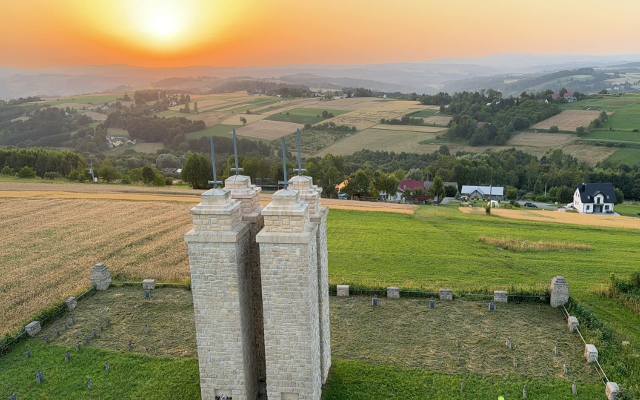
[{"xmin": 0, "ymin": 182, "xmax": 416, "ymax": 215}]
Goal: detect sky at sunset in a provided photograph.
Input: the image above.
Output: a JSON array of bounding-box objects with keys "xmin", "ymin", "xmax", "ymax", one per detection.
[{"xmin": 2, "ymin": 0, "xmax": 639, "ymax": 69}]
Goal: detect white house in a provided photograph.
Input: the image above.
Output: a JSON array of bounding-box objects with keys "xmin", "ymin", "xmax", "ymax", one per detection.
[
  {"xmin": 461, "ymin": 185, "xmax": 504, "ymax": 201},
  {"xmin": 572, "ymin": 183, "xmax": 616, "ymax": 214}
]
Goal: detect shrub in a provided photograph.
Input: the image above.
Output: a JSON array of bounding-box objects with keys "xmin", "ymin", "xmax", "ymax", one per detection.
[
  {"xmin": 43, "ymin": 171, "xmax": 60, "ymax": 180},
  {"xmin": 1, "ymin": 165, "xmax": 14, "ymax": 176},
  {"xmin": 549, "ymin": 125, "xmax": 559, "ymax": 133},
  {"xmin": 16, "ymin": 166, "xmax": 36, "ymax": 179}
]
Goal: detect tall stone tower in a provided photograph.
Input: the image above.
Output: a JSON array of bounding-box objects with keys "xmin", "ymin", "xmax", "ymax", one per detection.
[
  {"xmin": 288, "ymin": 175, "xmax": 331, "ymax": 384},
  {"xmin": 185, "ymin": 188, "xmax": 258, "ymax": 400},
  {"xmin": 224, "ymin": 174, "xmax": 267, "ymax": 391},
  {"xmin": 257, "ymin": 189, "xmax": 323, "ymax": 400}
]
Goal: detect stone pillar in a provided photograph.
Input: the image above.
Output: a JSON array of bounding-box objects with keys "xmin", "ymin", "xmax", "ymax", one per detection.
[
  {"xmin": 387, "ymin": 287, "xmax": 400, "ymax": 299},
  {"xmin": 550, "ymin": 276, "xmax": 570, "ymax": 308},
  {"xmin": 225, "ymin": 174, "xmax": 266, "ymax": 391},
  {"xmin": 288, "ymin": 175, "xmax": 331, "ymax": 384},
  {"xmin": 257, "ymin": 189, "xmax": 322, "ymax": 400},
  {"xmin": 184, "ymin": 188, "xmax": 257, "ymax": 400},
  {"xmin": 91, "ymin": 263, "xmax": 111, "ymax": 290}
]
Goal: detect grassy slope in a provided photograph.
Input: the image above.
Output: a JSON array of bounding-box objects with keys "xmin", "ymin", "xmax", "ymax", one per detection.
[
  {"xmin": 267, "ymin": 108, "xmax": 348, "ymax": 125},
  {"xmin": 0, "ymin": 341, "xmax": 199, "ymax": 399}
]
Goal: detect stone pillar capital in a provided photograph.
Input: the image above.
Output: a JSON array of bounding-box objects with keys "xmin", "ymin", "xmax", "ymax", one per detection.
[
  {"xmin": 224, "ymin": 175, "xmax": 262, "ymax": 217},
  {"xmin": 188, "ymin": 188, "xmax": 242, "ymax": 234}
]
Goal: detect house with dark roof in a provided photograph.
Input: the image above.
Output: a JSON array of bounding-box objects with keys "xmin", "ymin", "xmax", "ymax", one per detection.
[{"xmin": 572, "ymin": 183, "xmax": 616, "ymax": 214}]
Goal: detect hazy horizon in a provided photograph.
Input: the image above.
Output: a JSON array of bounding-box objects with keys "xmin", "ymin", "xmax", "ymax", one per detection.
[{"xmin": 3, "ymin": 0, "xmax": 640, "ymax": 69}]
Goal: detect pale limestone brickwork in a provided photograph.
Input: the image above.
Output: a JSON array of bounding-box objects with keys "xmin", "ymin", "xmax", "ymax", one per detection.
[
  {"xmin": 91, "ymin": 263, "xmax": 111, "ymax": 291},
  {"xmin": 225, "ymin": 175, "xmax": 266, "ymax": 391},
  {"xmin": 606, "ymin": 382, "xmax": 620, "ymax": 400},
  {"xmin": 387, "ymin": 287, "xmax": 400, "ymax": 299},
  {"xmin": 439, "ymin": 288, "xmax": 453, "ymax": 301},
  {"xmin": 567, "ymin": 316, "xmax": 579, "ymax": 333},
  {"xmin": 25, "ymin": 321, "xmax": 41, "ymax": 337},
  {"xmin": 185, "ymin": 189, "xmax": 257, "ymax": 400},
  {"xmin": 494, "ymin": 290, "xmax": 508, "ymax": 303},
  {"xmin": 550, "ymin": 276, "xmax": 570, "ymax": 308},
  {"xmin": 257, "ymin": 189, "xmax": 322, "ymax": 400},
  {"xmin": 288, "ymin": 175, "xmax": 331, "ymax": 384},
  {"xmin": 337, "ymin": 285, "xmax": 349, "ymax": 297}
]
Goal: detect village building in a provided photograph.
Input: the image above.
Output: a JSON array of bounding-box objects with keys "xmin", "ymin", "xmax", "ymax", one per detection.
[
  {"xmin": 460, "ymin": 185, "xmax": 504, "ymax": 201},
  {"xmin": 572, "ymin": 183, "xmax": 616, "ymax": 214}
]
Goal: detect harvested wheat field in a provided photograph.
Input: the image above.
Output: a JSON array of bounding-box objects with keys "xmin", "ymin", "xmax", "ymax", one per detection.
[
  {"xmin": 0, "ymin": 198, "xmax": 192, "ymax": 337},
  {"xmin": 532, "ymin": 110, "xmax": 601, "ymax": 132},
  {"xmin": 421, "ymin": 115, "xmax": 452, "ymax": 126},
  {"xmin": 235, "ymin": 119, "xmax": 303, "ymax": 140},
  {"xmin": 322, "ymin": 100, "xmax": 429, "ymax": 130},
  {"xmin": 459, "ymin": 207, "xmax": 640, "ymax": 230}
]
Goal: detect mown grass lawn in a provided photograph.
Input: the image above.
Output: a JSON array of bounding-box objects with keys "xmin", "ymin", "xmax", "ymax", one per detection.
[
  {"xmin": 328, "ymin": 206, "xmax": 640, "ymax": 295},
  {"xmin": 0, "ymin": 341, "xmax": 200, "ymax": 400}
]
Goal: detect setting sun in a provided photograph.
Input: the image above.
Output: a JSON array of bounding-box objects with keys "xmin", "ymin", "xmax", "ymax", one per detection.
[{"xmin": 139, "ymin": 2, "xmax": 187, "ymax": 42}]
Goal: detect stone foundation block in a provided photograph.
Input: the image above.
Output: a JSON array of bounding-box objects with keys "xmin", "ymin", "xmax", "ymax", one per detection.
[
  {"xmin": 567, "ymin": 316, "xmax": 579, "ymax": 333},
  {"xmin": 65, "ymin": 297, "xmax": 77, "ymax": 311},
  {"xmin": 25, "ymin": 321, "xmax": 41, "ymax": 337},
  {"xmin": 336, "ymin": 285, "xmax": 349, "ymax": 297},
  {"xmin": 387, "ymin": 287, "xmax": 400, "ymax": 299},
  {"xmin": 494, "ymin": 290, "xmax": 508, "ymax": 303},
  {"xmin": 550, "ymin": 276, "xmax": 569, "ymax": 308},
  {"xmin": 584, "ymin": 344, "xmax": 598, "ymax": 363},
  {"xmin": 142, "ymin": 279, "xmax": 156, "ymax": 290},
  {"xmin": 606, "ymin": 382, "xmax": 620, "ymax": 400},
  {"xmin": 91, "ymin": 263, "xmax": 112, "ymax": 291},
  {"xmin": 439, "ymin": 289, "xmax": 453, "ymax": 301}
]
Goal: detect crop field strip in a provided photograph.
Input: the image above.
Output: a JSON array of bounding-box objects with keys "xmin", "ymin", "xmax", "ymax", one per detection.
[{"xmin": 0, "ymin": 198, "xmax": 192, "ymax": 336}]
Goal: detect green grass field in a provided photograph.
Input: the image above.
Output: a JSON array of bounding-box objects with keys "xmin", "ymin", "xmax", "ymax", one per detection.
[
  {"xmin": 186, "ymin": 124, "xmax": 239, "ymax": 139},
  {"xmin": 0, "ymin": 341, "xmax": 200, "ymax": 399},
  {"xmin": 44, "ymin": 94, "xmax": 121, "ymax": 105},
  {"xmin": 212, "ymin": 97, "xmax": 279, "ymax": 113},
  {"xmin": 604, "ymin": 147, "xmax": 640, "ymax": 166},
  {"xmin": 616, "ymin": 202, "xmax": 640, "ymax": 217},
  {"xmin": 583, "ymin": 129, "xmax": 640, "ymax": 144},
  {"xmin": 267, "ymin": 108, "xmax": 347, "ymax": 125},
  {"xmin": 408, "ymin": 109, "xmax": 439, "ymax": 118},
  {"xmin": 563, "ymin": 94, "xmax": 640, "ymax": 131},
  {"xmin": 2, "ymin": 202, "xmax": 640, "ymax": 398}
]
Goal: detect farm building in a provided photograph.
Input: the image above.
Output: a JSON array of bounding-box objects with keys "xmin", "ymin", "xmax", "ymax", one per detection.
[
  {"xmin": 461, "ymin": 185, "xmax": 504, "ymax": 201},
  {"xmin": 572, "ymin": 183, "xmax": 616, "ymax": 214}
]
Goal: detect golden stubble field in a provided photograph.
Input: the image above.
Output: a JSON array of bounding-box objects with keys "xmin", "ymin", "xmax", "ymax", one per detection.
[{"xmin": 0, "ymin": 198, "xmax": 192, "ymax": 336}]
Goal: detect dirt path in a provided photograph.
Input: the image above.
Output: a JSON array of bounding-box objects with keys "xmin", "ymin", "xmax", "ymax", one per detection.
[
  {"xmin": 0, "ymin": 182, "xmax": 416, "ymax": 215},
  {"xmin": 459, "ymin": 206, "xmax": 640, "ymax": 230}
]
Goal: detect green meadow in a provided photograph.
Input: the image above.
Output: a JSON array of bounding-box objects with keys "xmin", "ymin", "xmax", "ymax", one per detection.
[
  {"xmin": 267, "ymin": 108, "xmax": 348, "ymax": 125},
  {"xmin": 563, "ymin": 94, "xmax": 640, "ymax": 131},
  {"xmin": 2, "ymin": 205, "xmax": 640, "ymax": 398}
]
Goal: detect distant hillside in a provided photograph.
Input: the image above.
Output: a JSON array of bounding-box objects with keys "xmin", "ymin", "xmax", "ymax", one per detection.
[{"xmin": 443, "ymin": 66, "xmax": 640, "ymax": 95}]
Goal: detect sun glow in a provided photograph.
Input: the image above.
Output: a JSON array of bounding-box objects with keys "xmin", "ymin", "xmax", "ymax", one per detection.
[{"xmin": 137, "ymin": 1, "xmax": 188, "ymax": 43}]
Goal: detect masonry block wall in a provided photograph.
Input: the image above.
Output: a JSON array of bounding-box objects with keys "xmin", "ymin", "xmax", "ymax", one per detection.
[
  {"xmin": 185, "ymin": 189, "xmax": 257, "ymax": 400},
  {"xmin": 225, "ymin": 175, "xmax": 267, "ymax": 389},
  {"xmin": 289, "ymin": 175, "xmax": 331, "ymax": 384},
  {"xmin": 257, "ymin": 189, "xmax": 322, "ymax": 400}
]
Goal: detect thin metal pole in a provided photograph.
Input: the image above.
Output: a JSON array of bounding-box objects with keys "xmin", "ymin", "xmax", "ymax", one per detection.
[{"xmin": 281, "ymin": 138, "xmax": 288, "ymax": 188}]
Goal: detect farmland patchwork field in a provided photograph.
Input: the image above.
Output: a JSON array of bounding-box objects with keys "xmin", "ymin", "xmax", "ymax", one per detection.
[
  {"xmin": 1, "ymin": 193, "xmax": 640, "ymax": 398},
  {"xmin": 531, "ymin": 109, "xmax": 601, "ymax": 132}
]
